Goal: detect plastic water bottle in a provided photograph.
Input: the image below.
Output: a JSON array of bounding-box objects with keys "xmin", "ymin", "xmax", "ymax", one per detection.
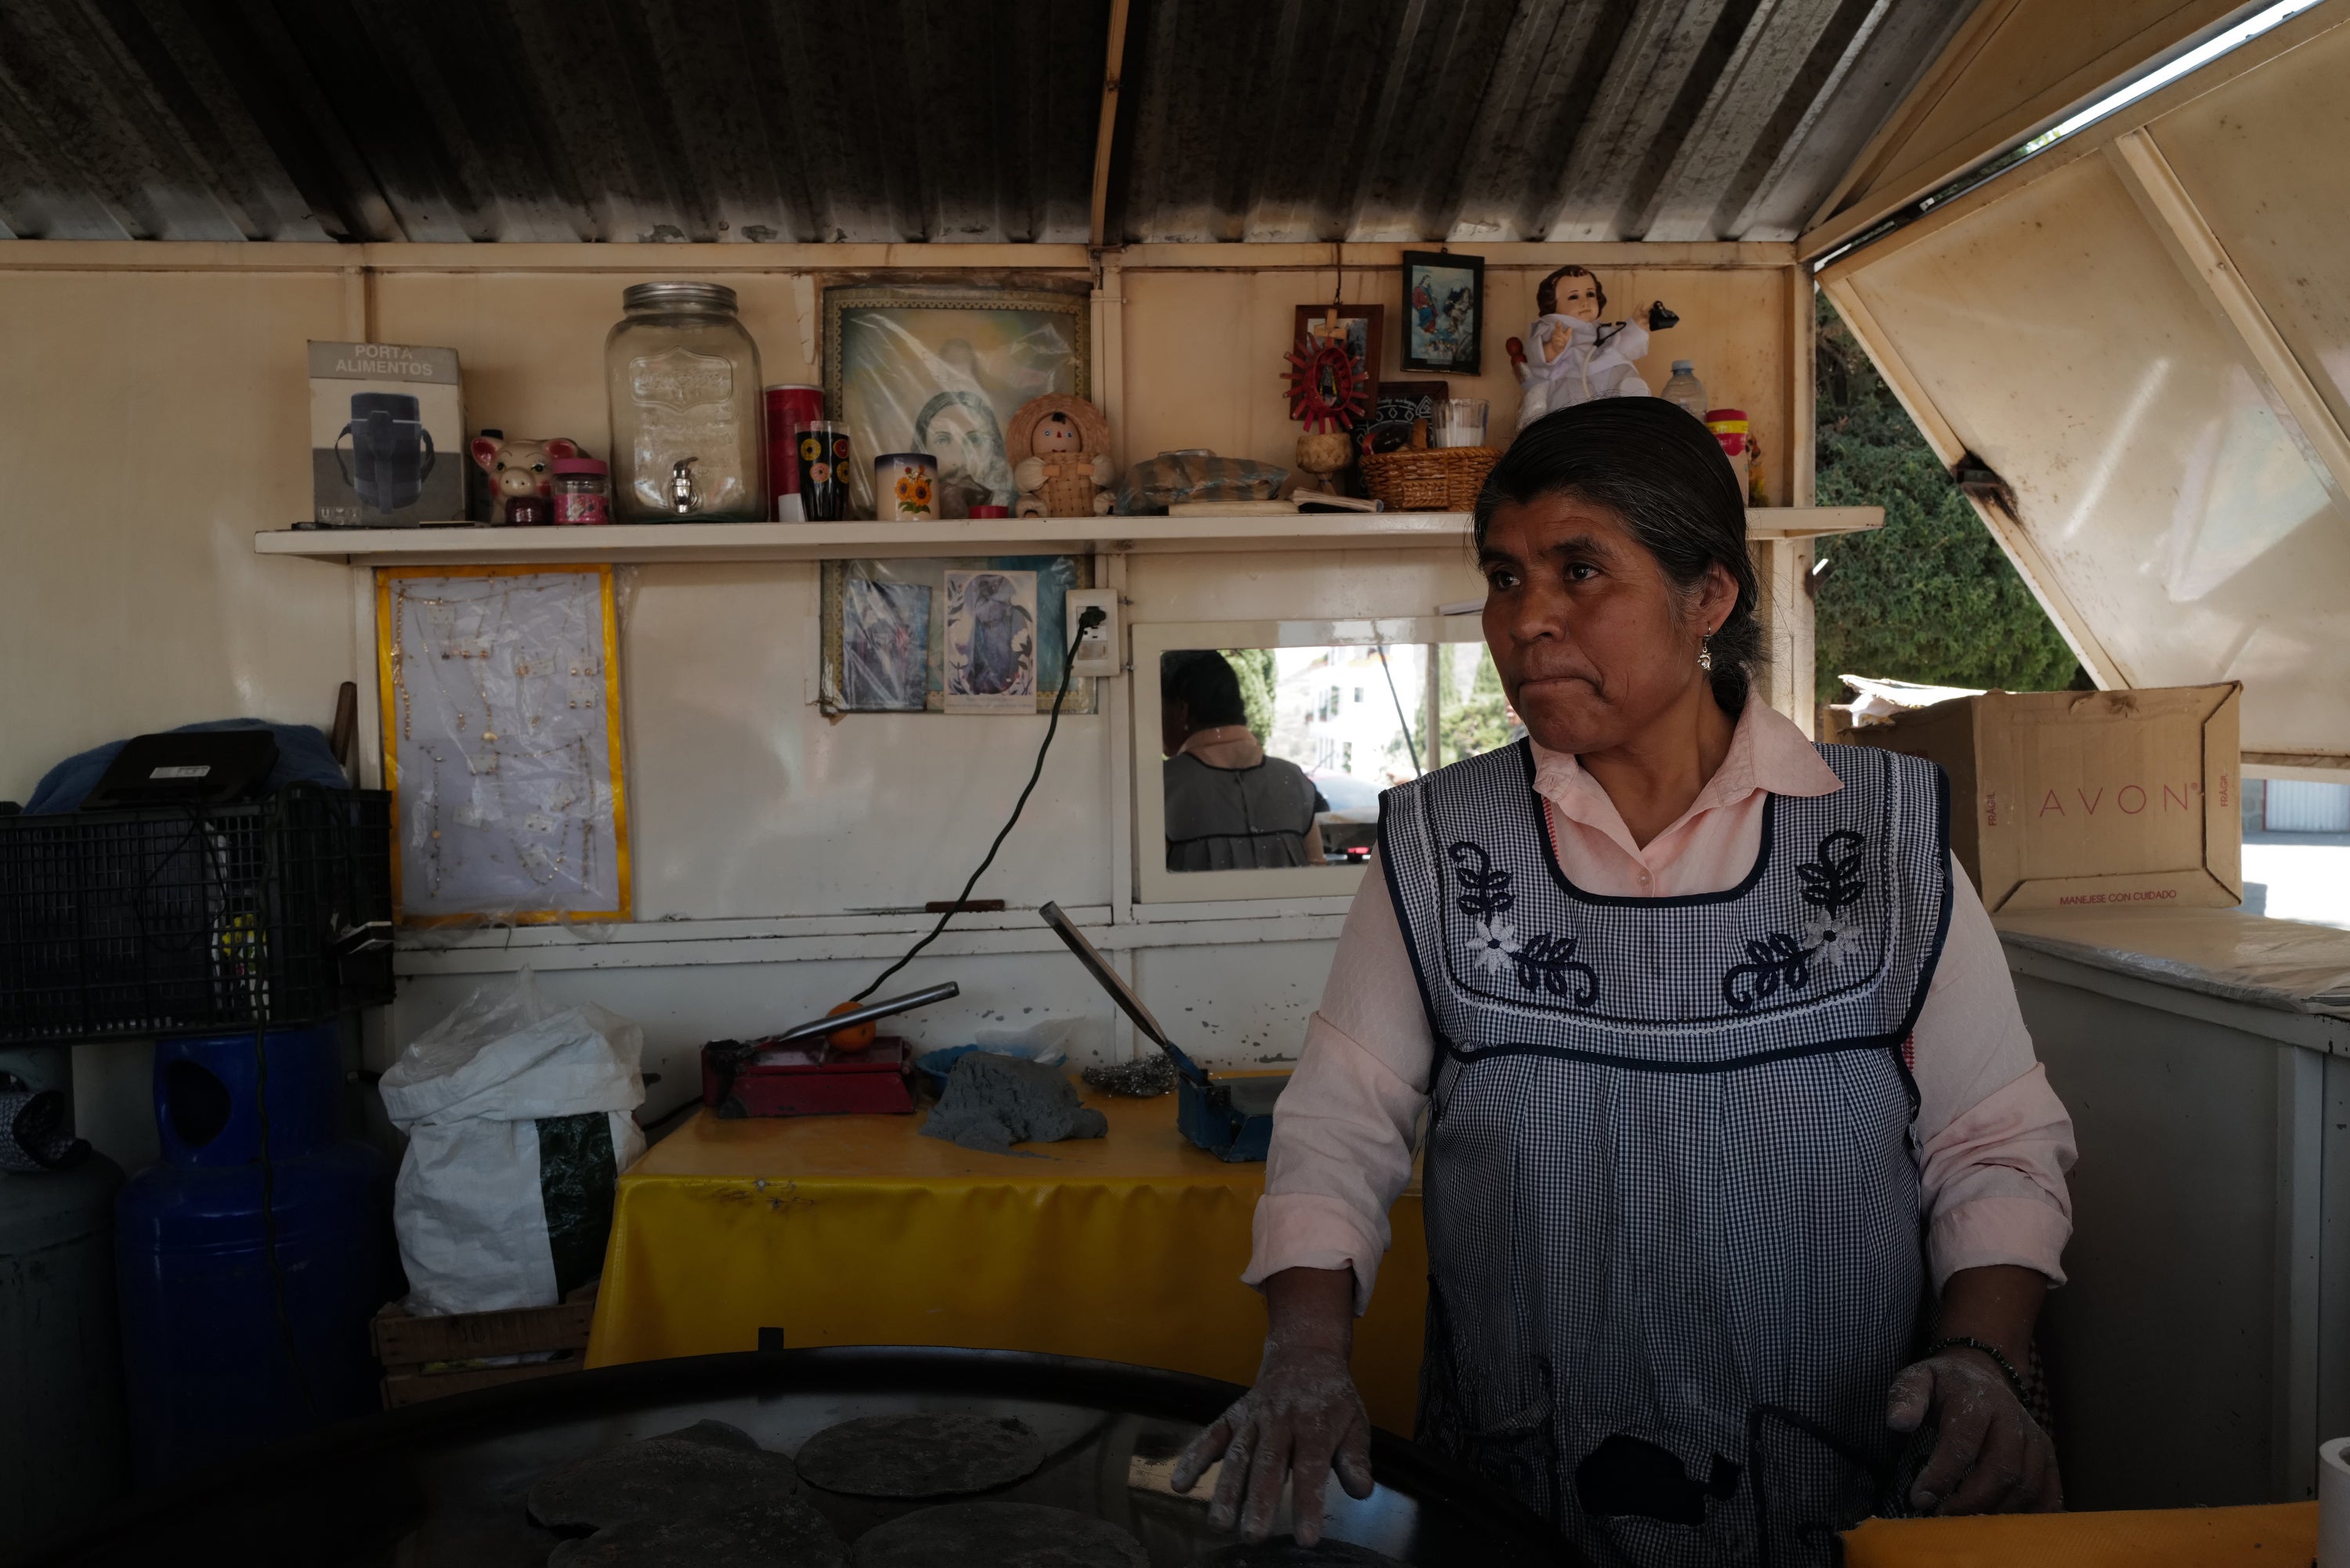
[{"xmin": 1661, "ymin": 361, "xmax": 1708, "ymax": 423}]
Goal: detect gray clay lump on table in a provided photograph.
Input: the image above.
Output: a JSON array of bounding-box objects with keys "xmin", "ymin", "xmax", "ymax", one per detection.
[
  {"xmin": 851, "ymin": 1501, "xmax": 1148, "ymax": 1567},
  {"xmin": 794, "ymin": 1412, "xmax": 1048, "ymax": 1498},
  {"xmin": 920, "ymin": 1052, "xmax": 1107, "ymax": 1154}
]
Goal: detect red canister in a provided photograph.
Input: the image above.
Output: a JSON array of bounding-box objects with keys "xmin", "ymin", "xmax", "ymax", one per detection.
[
  {"xmin": 765, "ymin": 385, "xmax": 826, "ymax": 519},
  {"xmin": 1705, "ymin": 408, "xmax": 1752, "ymax": 497}
]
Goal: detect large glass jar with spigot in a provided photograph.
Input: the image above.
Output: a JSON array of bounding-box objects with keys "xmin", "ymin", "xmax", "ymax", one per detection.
[{"xmin": 605, "ymin": 282, "xmax": 765, "ymax": 522}]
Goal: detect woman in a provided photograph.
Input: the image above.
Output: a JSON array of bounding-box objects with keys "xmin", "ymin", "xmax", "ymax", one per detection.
[
  {"xmin": 1160, "ymin": 651, "xmax": 1327, "ymax": 872},
  {"xmin": 1173, "ymin": 400, "xmax": 2075, "ymax": 1566}
]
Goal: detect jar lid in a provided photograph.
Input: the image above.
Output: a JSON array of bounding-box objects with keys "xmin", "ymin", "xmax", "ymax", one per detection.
[
  {"xmin": 551, "ymin": 457, "xmax": 608, "ymax": 475},
  {"xmin": 969, "ymin": 504, "xmax": 1011, "ymax": 518},
  {"xmin": 623, "ymin": 281, "xmax": 739, "ymax": 313}
]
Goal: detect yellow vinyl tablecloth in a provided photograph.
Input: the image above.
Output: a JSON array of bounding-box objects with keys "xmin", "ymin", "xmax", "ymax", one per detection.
[
  {"xmin": 587, "ymin": 1087, "xmax": 1430, "ymax": 1433},
  {"xmin": 1842, "ymin": 1502, "xmax": 2318, "ymax": 1566}
]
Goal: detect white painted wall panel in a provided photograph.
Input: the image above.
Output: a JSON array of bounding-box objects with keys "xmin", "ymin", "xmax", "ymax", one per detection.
[
  {"xmin": 618, "ymin": 560, "xmax": 1113, "ymax": 919},
  {"xmin": 0, "ymin": 268, "xmax": 358, "ymax": 802}
]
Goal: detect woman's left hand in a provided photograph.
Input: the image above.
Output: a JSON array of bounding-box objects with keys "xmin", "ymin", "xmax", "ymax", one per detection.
[{"xmin": 1885, "ymin": 1348, "xmax": 2063, "ymax": 1515}]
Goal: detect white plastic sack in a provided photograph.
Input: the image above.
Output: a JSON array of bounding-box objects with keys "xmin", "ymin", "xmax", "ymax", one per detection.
[{"xmin": 379, "ymin": 968, "xmax": 645, "ymax": 1315}]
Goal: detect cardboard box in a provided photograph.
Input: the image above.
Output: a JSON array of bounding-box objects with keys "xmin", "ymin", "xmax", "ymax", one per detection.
[
  {"xmin": 308, "ymin": 341, "xmax": 464, "ymax": 526},
  {"xmin": 1838, "ymin": 684, "xmax": 2241, "ymax": 912}
]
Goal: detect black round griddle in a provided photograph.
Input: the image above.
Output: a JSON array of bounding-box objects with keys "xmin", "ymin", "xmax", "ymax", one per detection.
[{"xmin": 11, "ymin": 1349, "xmax": 1574, "ymax": 1567}]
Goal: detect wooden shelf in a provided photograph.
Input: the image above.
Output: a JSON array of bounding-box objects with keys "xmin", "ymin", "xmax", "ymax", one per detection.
[{"xmin": 253, "ymin": 507, "xmax": 1882, "ymax": 565}]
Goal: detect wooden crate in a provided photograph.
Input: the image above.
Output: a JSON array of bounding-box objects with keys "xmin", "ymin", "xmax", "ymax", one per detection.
[{"xmin": 372, "ymin": 1281, "xmax": 598, "ymax": 1409}]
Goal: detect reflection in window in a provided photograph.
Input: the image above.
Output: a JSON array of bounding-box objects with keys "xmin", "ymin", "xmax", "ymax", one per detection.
[
  {"xmin": 1430, "ymin": 644, "xmax": 1525, "ymax": 766},
  {"xmin": 1166, "ymin": 646, "xmax": 1479, "ymax": 869}
]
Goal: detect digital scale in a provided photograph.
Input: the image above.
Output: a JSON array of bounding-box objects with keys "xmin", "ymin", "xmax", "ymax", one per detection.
[{"xmin": 1038, "ymin": 902, "xmax": 1289, "ymax": 1162}]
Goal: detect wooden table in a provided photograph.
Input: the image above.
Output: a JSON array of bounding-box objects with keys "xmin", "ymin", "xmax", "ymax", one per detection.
[
  {"xmin": 586, "ymin": 1087, "xmax": 1430, "ymax": 1433},
  {"xmin": 1842, "ymin": 1502, "xmax": 2318, "ymax": 1566}
]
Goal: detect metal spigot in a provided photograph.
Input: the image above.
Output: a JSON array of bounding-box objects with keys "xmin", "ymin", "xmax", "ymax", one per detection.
[{"xmin": 668, "ymin": 457, "xmax": 700, "ymax": 515}]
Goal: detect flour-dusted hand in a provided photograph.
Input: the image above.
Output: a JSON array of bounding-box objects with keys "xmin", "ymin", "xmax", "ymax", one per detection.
[
  {"xmin": 1171, "ymin": 1340, "xmax": 1375, "ymax": 1545},
  {"xmin": 1887, "ymin": 1349, "xmax": 2062, "ymax": 1515}
]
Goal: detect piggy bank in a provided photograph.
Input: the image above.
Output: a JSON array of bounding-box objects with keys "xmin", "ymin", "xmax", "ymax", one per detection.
[{"xmin": 469, "ymin": 435, "xmax": 580, "ymax": 525}]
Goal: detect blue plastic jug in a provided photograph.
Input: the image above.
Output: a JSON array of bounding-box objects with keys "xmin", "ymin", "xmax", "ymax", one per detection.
[{"xmin": 115, "ymin": 1022, "xmax": 390, "ymax": 1486}]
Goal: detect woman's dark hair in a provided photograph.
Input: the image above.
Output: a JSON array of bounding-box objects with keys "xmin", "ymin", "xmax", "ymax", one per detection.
[
  {"xmin": 1473, "ymin": 398, "xmax": 1763, "ymax": 713},
  {"xmin": 1535, "ymin": 265, "xmax": 1606, "ymax": 319},
  {"xmin": 1161, "ymin": 650, "xmax": 1248, "ymax": 728}
]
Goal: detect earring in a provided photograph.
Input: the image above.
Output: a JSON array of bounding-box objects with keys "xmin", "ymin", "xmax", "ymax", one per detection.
[{"xmin": 1698, "ymin": 634, "xmax": 1714, "ymax": 673}]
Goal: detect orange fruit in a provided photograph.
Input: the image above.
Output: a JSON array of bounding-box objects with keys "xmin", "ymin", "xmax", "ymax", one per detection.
[{"xmin": 825, "ymin": 1000, "xmax": 876, "ymax": 1053}]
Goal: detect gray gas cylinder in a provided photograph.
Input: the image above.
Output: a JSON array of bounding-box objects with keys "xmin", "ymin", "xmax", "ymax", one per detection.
[{"xmin": 0, "ymin": 1045, "xmax": 127, "ymax": 1541}]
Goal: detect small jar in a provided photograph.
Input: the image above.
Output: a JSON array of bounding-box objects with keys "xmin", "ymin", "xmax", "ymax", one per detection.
[
  {"xmin": 605, "ymin": 282, "xmax": 766, "ymax": 522},
  {"xmin": 551, "ymin": 457, "xmax": 611, "ymax": 526}
]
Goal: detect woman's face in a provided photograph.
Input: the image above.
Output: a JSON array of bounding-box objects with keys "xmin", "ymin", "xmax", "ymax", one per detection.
[
  {"xmin": 924, "ymin": 404, "xmax": 1005, "ymax": 487},
  {"xmin": 1478, "ymin": 493, "xmax": 1736, "ymax": 753}
]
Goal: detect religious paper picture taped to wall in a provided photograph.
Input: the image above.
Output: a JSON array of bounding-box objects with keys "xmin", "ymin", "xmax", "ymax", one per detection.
[
  {"xmin": 819, "ymin": 555, "xmax": 1094, "ymax": 716},
  {"xmin": 377, "ymin": 566, "xmax": 631, "ymax": 923},
  {"xmin": 826, "ymin": 284, "xmax": 1089, "ymax": 522},
  {"xmin": 944, "ymin": 569, "xmax": 1038, "ymax": 714}
]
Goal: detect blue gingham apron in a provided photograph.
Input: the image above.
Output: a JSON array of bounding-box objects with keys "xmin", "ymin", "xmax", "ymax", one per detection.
[{"xmin": 1379, "ymin": 740, "xmax": 1951, "ymax": 1567}]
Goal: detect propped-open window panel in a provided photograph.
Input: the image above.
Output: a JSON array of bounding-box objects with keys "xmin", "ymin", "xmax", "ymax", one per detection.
[
  {"xmin": 1820, "ymin": 0, "xmax": 2350, "ymax": 768},
  {"xmin": 1803, "ymin": 0, "xmax": 2265, "ymax": 261}
]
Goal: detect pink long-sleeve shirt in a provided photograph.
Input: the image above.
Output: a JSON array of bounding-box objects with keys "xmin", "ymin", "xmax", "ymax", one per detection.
[{"xmin": 1245, "ymin": 695, "xmax": 2077, "ymax": 1313}]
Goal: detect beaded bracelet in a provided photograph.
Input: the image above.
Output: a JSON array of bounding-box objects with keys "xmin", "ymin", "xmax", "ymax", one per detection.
[{"xmin": 1922, "ymin": 1335, "xmax": 2030, "ymax": 1406}]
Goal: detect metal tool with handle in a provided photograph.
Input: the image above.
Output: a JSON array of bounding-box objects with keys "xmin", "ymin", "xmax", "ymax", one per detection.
[
  {"xmin": 1037, "ymin": 903, "xmax": 1206, "ymax": 1084},
  {"xmin": 710, "ymin": 981, "xmax": 963, "ymax": 1067}
]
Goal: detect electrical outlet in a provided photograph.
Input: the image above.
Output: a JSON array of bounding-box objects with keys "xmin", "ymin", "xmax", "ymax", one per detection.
[{"xmin": 1065, "ymin": 588, "xmax": 1121, "ymax": 675}]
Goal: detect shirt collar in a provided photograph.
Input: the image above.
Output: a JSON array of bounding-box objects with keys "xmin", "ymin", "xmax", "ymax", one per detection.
[
  {"xmin": 1178, "ymin": 724, "xmax": 1264, "ymax": 768},
  {"xmin": 1527, "ymin": 693, "xmax": 1842, "ymax": 858}
]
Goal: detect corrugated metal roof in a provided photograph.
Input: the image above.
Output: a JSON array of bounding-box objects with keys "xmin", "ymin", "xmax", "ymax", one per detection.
[{"xmin": 0, "ymin": 0, "xmax": 1969, "ymax": 245}]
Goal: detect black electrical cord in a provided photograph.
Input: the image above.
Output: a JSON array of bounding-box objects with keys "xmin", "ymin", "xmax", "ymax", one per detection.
[{"xmin": 851, "ymin": 606, "xmax": 1107, "ymax": 1003}]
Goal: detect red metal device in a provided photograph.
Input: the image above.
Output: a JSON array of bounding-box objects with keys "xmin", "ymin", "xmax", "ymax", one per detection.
[
  {"xmin": 700, "ymin": 982, "xmax": 957, "ymax": 1118},
  {"xmin": 700, "ymin": 1037, "xmax": 918, "ymax": 1118}
]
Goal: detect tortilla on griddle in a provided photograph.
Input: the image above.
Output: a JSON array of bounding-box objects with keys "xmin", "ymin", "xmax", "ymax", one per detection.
[
  {"xmin": 851, "ymin": 1500, "xmax": 1148, "ymax": 1567},
  {"xmin": 1196, "ymin": 1537, "xmax": 1410, "ymax": 1566},
  {"xmin": 794, "ymin": 1413, "xmax": 1047, "ymax": 1498},
  {"xmin": 548, "ymin": 1496, "xmax": 848, "ymax": 1567},
  {"xmin": 528, "ymin": 1420, "xmax": 800, "ymax": 1531}
]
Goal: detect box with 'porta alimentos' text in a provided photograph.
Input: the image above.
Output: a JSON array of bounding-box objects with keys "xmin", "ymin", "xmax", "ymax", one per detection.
[
  {"xmin": 1835, "ymin": 684, "xmax": 2241, "ymax": 914},
  {"xmin": 308, "ymin": 341, "xmax": 465, "ymax": 527}
]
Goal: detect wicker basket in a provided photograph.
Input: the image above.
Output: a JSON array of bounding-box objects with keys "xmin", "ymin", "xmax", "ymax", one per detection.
[{"xmin": 1358, "ymin": 446, "xmax": 1501, "ymax": 512}]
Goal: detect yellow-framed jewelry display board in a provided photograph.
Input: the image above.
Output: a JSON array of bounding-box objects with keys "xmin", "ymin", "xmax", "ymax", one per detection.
[{"xmin": 376, "ymin": 564, "xmax": 631, "ymax": 924}]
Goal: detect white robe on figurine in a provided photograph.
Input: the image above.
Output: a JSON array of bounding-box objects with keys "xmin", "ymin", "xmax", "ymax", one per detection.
[{"xmin": 1517, "ymin": 314, "xmax": 1652, "ymax": 428}]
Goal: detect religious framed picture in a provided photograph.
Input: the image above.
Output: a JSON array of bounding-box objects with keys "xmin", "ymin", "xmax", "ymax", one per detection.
[
  {"xmin": 1401, "ymin": 251, "xmax": 1484, "ymax": 374},
  {"xmin": 819, "ymin": 555, "xmax": 1096, "ymax": 716},
  {"xmin": 825, "ymin": 284, "xmax": 1090, "ymax": 521},
  {"xmin": 1292, "ymin": 302, "xmax": 1384, "ymax": 409}
]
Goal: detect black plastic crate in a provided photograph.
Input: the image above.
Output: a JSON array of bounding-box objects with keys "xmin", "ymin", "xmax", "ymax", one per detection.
[{"xmin": 0, "ymin": 784, "xmax": 393, "ymax": 1044}]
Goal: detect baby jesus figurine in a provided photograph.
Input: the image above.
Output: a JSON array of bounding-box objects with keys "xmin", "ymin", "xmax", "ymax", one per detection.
[
  {"xmin": 1009, "ymin": 395, "xmax": 1115, "ymax": 518},
  {"xmin": 1511, "ymin": 266, "xmax": 1679, "ymax": 428}
]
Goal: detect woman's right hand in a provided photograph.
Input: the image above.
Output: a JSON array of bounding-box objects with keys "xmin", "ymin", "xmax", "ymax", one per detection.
[{"xmin": 1170, "ymin": 1268, "xmax": 1376, "ymax": 1545}]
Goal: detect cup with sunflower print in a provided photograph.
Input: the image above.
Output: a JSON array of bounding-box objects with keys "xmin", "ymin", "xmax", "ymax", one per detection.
[
  {"xmin": 874, "ymin": 451, "xmax": 939, "ymax": 522},
  {"xmin": 797, "ymin": 421, "xmax": 850, "ymax": 521}
]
